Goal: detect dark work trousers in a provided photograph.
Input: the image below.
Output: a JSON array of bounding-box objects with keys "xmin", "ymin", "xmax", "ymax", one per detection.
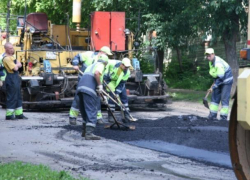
[
  {"xmin": 70, "ymin": 93, "xmax": 102, "ymax": 119},
  {"xmin": 5, "ymin": 71, "xmax": 22, "ymax": 117},
  {"xmin": 69, "ymin": 75, "xmax": 102, "ymax": 120},
  {"xmin": 209, "ymin": 83, "xmax": 232, "ymax": 120},
  {"xmin": 108, "ymin": 86, "xmax": 129, "ymax": 112},
  {"xmin": 77, "ymin": 92, "xmax": 98, "ymax": 127}
]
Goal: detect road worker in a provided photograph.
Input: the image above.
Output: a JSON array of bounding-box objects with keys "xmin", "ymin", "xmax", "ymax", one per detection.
[
  {"xmin": 104, "ymin": 57, "xmax": 132, "ymax": 123},
  {"xmin": 77, "ymin": 54, "xmax": 109, "ymax": 140},
  {"xmin": 69, "ymin": 46, "xmax": 112, "ymax": 125},
  {"xmin": 205, "ymin": 48, "xmax": 233, "ymax": 121},
  {"xmin": 2, "ymin": 42, "xmax": 28, "ymax": 120},
  {"xmin": 0, "ymin": 53, "xmax": 7, "ymax": 87}
]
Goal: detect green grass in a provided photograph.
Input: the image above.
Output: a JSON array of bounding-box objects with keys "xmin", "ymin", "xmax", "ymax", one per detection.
[
  {"xmin": 169, "ymin": 91, "xmax": 211, "ymax": 104},
  {"xmin": 0, "ymin": 161, "xmax": 89, "ymax": 180},
  {"xmin": 169, "ymin": 91, "xmax": 234, "ymax": 108}
]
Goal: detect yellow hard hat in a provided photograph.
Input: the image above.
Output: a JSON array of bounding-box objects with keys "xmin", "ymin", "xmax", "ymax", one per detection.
[
  {"xmin": 205, "ymin": 48, "xmax": 214, "ymax": 55},
  {"xmin": 122, "ymin": 57, "xmax": 131, "ymax": 67},
  {"xmin": 100, "ymin": 46, "xmax": 112, "ymax": 55},
  {"xmin": 98, "ymin": 54, "xmax": 109, "ymax": 63}
]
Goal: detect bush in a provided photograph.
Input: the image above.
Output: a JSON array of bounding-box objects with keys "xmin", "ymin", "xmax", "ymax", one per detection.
[{"xmin": 164, "ymin": 56, "xmax": 213, "ymax": 91}]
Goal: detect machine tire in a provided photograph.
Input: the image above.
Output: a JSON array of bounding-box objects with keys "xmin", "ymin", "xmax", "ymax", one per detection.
[{"xmin": 229, "ymin": 95, "xmax": 250, "ymax": 180}]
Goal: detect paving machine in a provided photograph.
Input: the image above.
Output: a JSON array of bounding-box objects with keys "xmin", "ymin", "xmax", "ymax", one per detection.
[
  {"xmin": 0, "ymin": 0, "xmax": 169, "ymax": 110},
  {"xmin": 229, "ymin": 1, "xmax": 250, "ymax": 179}
]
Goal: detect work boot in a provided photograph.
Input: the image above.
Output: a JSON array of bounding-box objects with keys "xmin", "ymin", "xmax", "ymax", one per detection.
[
  {"xmin": 69, "ymin": 117, "xmax": 77, "ymax": 125},
  {"xmin": 97, "ymin": 118, "xmax": 104, "ymax": 124},
  {"xmin": 220, "ymin": 115, "xmax": 228, "ymax": 121},
  {"xmin": 108, "ymin": 111, "xmax": 114, "ymax": 123},
  {"xmin": 123, "ymin": 111, "xmax": 132, "ymax": 123},
  {"xmin": 85, "ymin": 126, "xmax": 101, "ymax": 140},
  {"xmin": 15, "ymin": 114, "xmax": 28, "ymax": 120},
  {"xmin": 81, "ymin": 123, "xmax": 86, "ymax": 137},
  {"xmin": 207, "ymin": 113, "xmax": 218, "ymax": 121},
  {"xmin": 5, "ymin": 115, "xmax": 16, "ymax": 120}
]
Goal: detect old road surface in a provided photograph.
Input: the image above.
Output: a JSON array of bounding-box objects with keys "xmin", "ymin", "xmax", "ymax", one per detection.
[{"xmin": 0, "ymin": 101, "xmax": 236, "ymax": 180}]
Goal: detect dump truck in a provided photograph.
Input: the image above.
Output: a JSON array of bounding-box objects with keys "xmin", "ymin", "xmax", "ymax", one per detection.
[
  {"xmin": 0, "ymin": 0, "xmax": 169, "ymax": 110},
  {"xmin": 229, "ymin": 1, "xmax": 250, "ymax": 179}
]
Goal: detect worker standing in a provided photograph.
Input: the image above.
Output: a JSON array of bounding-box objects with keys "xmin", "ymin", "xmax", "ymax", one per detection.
[
  {"xmin": 2, "ymin": 42, "xmax": 28, "ymax": 120},
  {"xmin": 69, "ymin": 46, "xmax": 112, "ymax": 125},
  {"xmin": 77, "ymin": 54, "xmax": 109, "ymax": 140},
  {"xmin": 205, "ymin": 48, "xmax": 233, "ymax": 121},
  {"xmin": 104, "ymin": 58, "xmax": 132, "ymax": 123}
]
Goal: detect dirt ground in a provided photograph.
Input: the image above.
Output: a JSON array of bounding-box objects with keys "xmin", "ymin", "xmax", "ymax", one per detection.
[{"xmin": 0, "ymin": 101, "xmax": 236, "ymax": 180}]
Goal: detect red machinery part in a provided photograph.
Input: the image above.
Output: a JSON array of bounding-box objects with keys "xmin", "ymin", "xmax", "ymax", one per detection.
[
  {"xmin": 26, "ymin": 13, "xmax": 48, "ymax": 33},
  {"xmin": 91, "ymin": 12, "xmax": 110, "ymax": 51},
  {"xmin": 91, "ymin": 11, "xmax": 125, "ymax": 51},
  {"xmin": 110, "ymin": 12, "xmax": 125, "ymax": 51},
  {"xmin": 28, "ymin": 62, "xmax": 33, "ymax": 72}
]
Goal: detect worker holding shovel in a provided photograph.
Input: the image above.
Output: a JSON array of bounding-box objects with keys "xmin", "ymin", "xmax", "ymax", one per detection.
[
  {"xmin": 103, "ymin": 58, "xmax": 133, "ymax": 123},
  {"xmin": 205, "ymin": 48, "xmax": 233, "ymax": 121}
]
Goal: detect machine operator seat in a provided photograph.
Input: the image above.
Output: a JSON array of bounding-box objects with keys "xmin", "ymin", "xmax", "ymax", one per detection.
[{"xmin": 26, "ymin": 13, "xmax": 48, "ymax": 33}]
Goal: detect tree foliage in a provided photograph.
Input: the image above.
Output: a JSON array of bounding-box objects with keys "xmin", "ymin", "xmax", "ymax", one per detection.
[{"xmin": 0, "ymin": 0, "xmax": 248, "ymax": 90}]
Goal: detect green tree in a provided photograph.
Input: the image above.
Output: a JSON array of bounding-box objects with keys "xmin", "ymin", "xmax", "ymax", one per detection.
[
  {"xmin": 143, "ymin": 0, "xmax": 205, "ymax": 72},
  {"xmin": 202, "ymin": 0, "xmax": 248, "ymax": 92}
]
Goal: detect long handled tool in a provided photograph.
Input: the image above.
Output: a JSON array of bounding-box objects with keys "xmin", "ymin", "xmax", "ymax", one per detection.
[
  {"xmin": 103, "ymin": 81, "xmax": 138, "ymax": 122},
  {"xmin": 99, "ymin": 92, "xmax": 135, "ymax": 130},
  {"xmin": 203, "ymin": 83, "xmax": 214, "ymax": 109},
  {"xmin": 78, "ymin": 69, "xmax": 134, "ymax": 130}
]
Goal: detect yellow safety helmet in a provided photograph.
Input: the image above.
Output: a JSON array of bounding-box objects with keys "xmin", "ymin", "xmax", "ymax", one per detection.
[{"xmin": 122, "ymin": 57, "xmax": 131, "ymax": 67}]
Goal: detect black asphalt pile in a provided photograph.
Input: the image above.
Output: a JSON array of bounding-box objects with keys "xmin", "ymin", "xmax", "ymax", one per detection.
[{"xmin": 94, "ymin": 115, "xmax": 229, "ymax": 153}]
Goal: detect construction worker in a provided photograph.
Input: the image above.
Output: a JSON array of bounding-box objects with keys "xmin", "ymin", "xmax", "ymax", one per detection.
[
  {"xmin": 205, "ymin": 48, "xmax": 233, "ymax": 121},
  {"xmin": 77, "ymin": 54, "xmax": 109, "ymax": 140},
  {"xmin": 69, "ymin": 46, "xmax": 112, "ymax": 125},
  {"xmin": 2, "ymin": 42, "xmax": 28, "ymax": 120},
  {"xmin": 0, "ymin": 53, "xmax": 6, "ymax": 87},
  {"xmin": 104, "ymin": 57, "xmax": 132, "ymax": 123}
]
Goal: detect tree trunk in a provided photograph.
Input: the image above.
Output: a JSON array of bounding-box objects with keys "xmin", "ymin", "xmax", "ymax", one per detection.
[
  {"xmin": 223, "ymin": 30, "xmax": 239, "ymax": 95},
  {"xmin": 176, "ymin": 47, "xmax": 183, "ymax": 72},
  {"xmin": 156, "ymin": 49, "xmax": 164, "ymax": 74},
  {"xmin": 6, "ymin": 0, "xmax": 12, "ymax": 42}
]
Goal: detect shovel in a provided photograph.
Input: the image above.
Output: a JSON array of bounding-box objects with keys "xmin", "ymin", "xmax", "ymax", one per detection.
[
  {"xmin": 103, "ymin": 81, "xmax": 138, "ymax": 122},
  {"xmin": 203, "ymin": 83, "xmax": 214, "ymax": 109},
  {"xmin": 100, "ymin": 92, "xmax": 135, "ymax": 130},
  {"xmin": 203, "ymin": 91, "xmax": 210, "ymax": 109}
]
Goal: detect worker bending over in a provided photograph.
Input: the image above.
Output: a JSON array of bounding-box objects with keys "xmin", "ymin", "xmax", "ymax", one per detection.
[
  {"xmin": 205, "ymin": 48, "xmax": 233, "ymax": 121},
  {"xmin": 104, "ymin": 57, "xmax": 132, "ymax": 123},
  {"xmin": 76, "ymin": 54, "xmax": 109, "ymax": 140},
  {"xmin": 69, "ymin": 46, "xmax": 112, "ymax": 125}
]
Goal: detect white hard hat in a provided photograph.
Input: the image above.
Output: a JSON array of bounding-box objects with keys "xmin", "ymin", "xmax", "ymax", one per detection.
[
  {"xmin": 205, "ymin": 48, "xmax": 214, "ymax": 55},
  {"xmin": 100, "ymin": 46, "xmax": 112, "ymax": 55},
  {"xmin": 122, "ymin": 57, "xmax": 131, "ymax": 67}
]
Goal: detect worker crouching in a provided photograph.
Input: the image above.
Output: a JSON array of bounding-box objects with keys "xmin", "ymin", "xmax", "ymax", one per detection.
[
  {"xmin": 76, "ymin": 54, "xmax": 109, "ymax": 140},
  {"xmin": 104, "ymin": 58, "xmax": 132, "ymax": 123}
]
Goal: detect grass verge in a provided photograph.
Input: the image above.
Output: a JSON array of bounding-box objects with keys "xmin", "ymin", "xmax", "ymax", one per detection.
[
  {"xmin": 169, "ymin": 91, "xmax": 209, "ymax": 104},
  {"xmin": 0, "ymin": 161, "xmax": 89, "ymax": 180}
]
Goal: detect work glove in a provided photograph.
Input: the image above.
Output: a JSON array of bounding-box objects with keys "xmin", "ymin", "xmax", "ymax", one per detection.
[
  {"xmin": 102, "ymin": 95, "xmax": 108, "ymax": 105},
  {"xmin": 96, "ymin": 85, "xmax": 103, "ymax": 94}
]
